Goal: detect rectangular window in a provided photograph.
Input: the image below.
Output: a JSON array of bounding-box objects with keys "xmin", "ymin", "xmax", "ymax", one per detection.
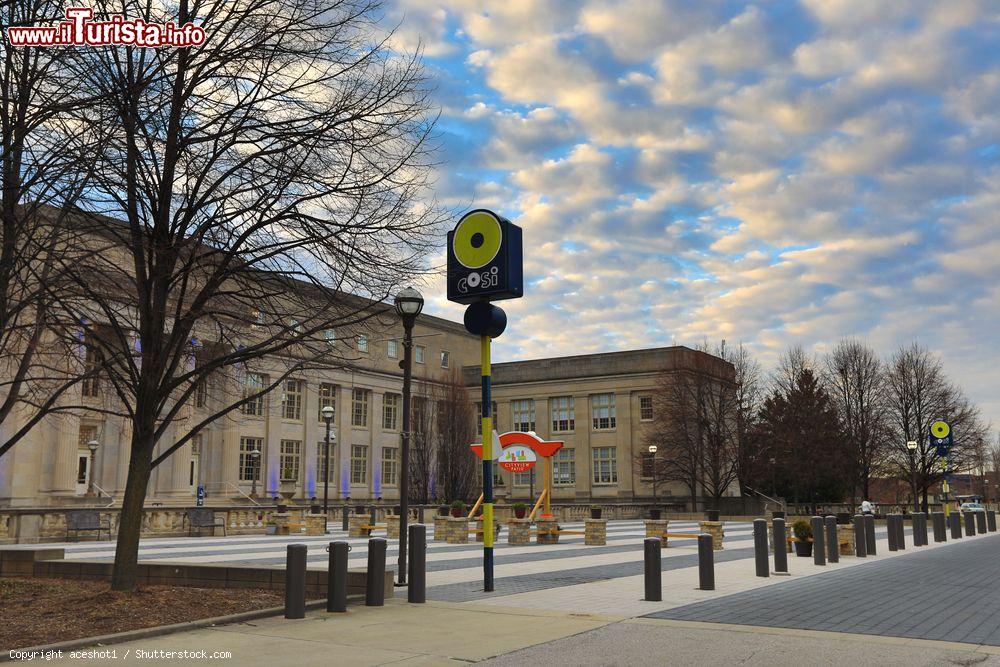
[
  {"xmin": 358, "ymin": 335, "xmax": 368, "ymax": 353},
  {"xmin": 493, "ymin": 471, "xmax": 506, "ymax": 487},
  {"xmin": 550, "ymin": 396, "xmax": 575, "ymax": 432},
  {"xmin": 351, "ymin": 388, "xmax": 369, "ymax": 427},
  {"xmin": 553, "ymin": 448, "xmax": 576, "ymax": 486},
  {"xmin": 513, "ymin": 469, "xmax": 534, "ymax": 487},
  {"xmin": 592, "ymin": 446, "xmax": 618, "ymax": 485},
  {"xmin": 318, "ymin": 382, "xmax": 337, "ymax": 421},
  {"xmin": 81, "ymin": 343, "xmax": 102, "ymax": 398},
  {"xmin": 351, "ymin": 445, "xmax": 368, "ymax": 485},
  {"xmin": 639, "ymin": 395, "xmax": 654, "ymax": 421},
  {"xmin": 382, "ymin": 447, "xmax": 398, "ymax": 486},
  {"xmin": 324, "ymin": 328, "xmax": 336, "ymax": 345},
  {"xmin": 251, "ymin": 309, "xmax": 265, "ymax": 330},
  {"xmin": 316, "ymin": 440, "xmax": 332, "ymax": 484},
  {"xmin": 382, "ymin": 393, "xmax": 400, "ymax": 430},
  {"xmin": 241, "ymin": 373, "xmax": 268, "ymax": 416},
  {"xmin": 194, "ymin": 377, "xmax": 208, "ymax": 408},
  {"xmin": 475, "ymin": 401, "xmax": 498, "ymax": 436},
  {"xmin": 415, "ymin": 345, "xmax": 425, "ymax": 364},
  {"xmin": 641, "ymin": 451, "xmax": 654, "ymax": 478},
  {"xmin": 511, "ymin": 399, "xmax": 535, "ymax": 432},
  {"xmin": 387, "ymin": 339, "xmax": 398, "ymax": 359},
  {"xmin": 591, "ymin": 394, "xmax": 617, "ymax": 430},
  {"xmin": 440, "ymin": 350, "xmax": 450, "ymax": 368},
  {"xmin": 282, "ymin": 378, "xmax": 303, "ymax": 421},
  {"xmin": 78, "ymin": 424, "xmax": 99, "ymax": 449},
  {"xmin": 279, "ymin": 439, "xmax": 301, "ymax": 482}
]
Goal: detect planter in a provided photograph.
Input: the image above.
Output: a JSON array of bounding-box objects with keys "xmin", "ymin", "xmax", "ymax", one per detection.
[
  {"xmin": 276, "ymin": 504, "xmax": 288, "ymax": 514},
  {"xmin": 438, "ymin": 505, "xmax": 450, "ymax": 516},
  {"xmin": 356, "ymin": 505, "xmax": 366, "ymax": 513},
  {"xmin": 310, "ymin": 504, "xmax": 321, "ymax": 515},
  {"xmin": 706, "ymin": 509, "xmax": 721, "ymax": 522},
  {"xmin": 265, "ymin": 525, "xmax": 277, "ymax": 535},
  {"xmin": 514, "ymin": 507, "xmax": 527, "ymax": 519},
  {"xmin": 649, "ymin": 509, "xmax": 662, "ymax": 520},
  {"xmin": 590, "ymin": 507, "xmax": 602, "ymax": 520},
  {"xmin": 451, "ymin": 507, "xmax": 464, "ymax": 518},
  {"xmin": 794, "ymin": 540, "xmax": 813, "ymax": 557}
]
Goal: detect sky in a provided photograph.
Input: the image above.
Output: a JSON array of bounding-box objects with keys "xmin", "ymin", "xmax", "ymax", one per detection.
[{"xmin": 382, "ymin": 1, "xmax": 999, "ymax": 427}]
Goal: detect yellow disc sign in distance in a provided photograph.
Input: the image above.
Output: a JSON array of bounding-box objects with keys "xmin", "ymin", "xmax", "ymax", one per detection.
[
  {"xmin": 931, "ymin": 421, "xmax": 950, "ymax": 439},
  {"xmin": 453, "ymin": 210, "xmax": 502, "ymax": 269}
]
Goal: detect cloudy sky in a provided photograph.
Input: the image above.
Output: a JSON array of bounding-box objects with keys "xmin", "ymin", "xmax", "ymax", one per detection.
[{"xmin": 385, "ymin": 1, "xmax": 999, "ymax": 425}]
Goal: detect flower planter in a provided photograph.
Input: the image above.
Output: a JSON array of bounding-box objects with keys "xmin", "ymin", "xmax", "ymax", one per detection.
[
  {"xmin": 438, "ymin": 505, "xmax": 450, "ymax": 517},
  {"xmin": 514, "ymin": 507, "xmax": 527, "ymax": 519},
  {"xmin": 265, "ymin": 525, "xmax": 277, "ymax": 535},
  {"xmin": 590, "ymin": 507, "xmax": 602, "ymax": 520},
  {"xmin": 649, "ymin": 509, "xmax": 662, "ymax": 520},
  {"xmin": 451, "ymin": 508, "xmax": 464, "ymax": 518},
  {"xmin": 794, "ymin": 540, "xmax": 813, "ymax": 557}
]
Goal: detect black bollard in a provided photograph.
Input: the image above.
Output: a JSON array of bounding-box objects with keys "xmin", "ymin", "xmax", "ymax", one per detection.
[
  {"xmin": 896, "ymin": 514, "xmax": 906, "ymax": 550},
  {"xmin": 342, "ymin": 505, "xmax": 350, "ymax": 532},
  {"xmin": 932, "ymin": 512, "xmax": 946, "ymax": 543},
  {"xmin": 366, "ymin": 538, "xmax": 387, "ymax": 606},
  {"xmin": 853, "ymin": 515, "xmax": 867, "ymax": 557},
  {"xmin": 754, "ymin": 519, "xmax": 769, "ymax": 577},
  {"xmin": 408, "ymin": 524, "xmax": 426, "ymax": 604},
  {"xmin": 964, "ymin": 511, "xmax": 976, "ymax": 536},
  {"xmin": 825, "ymin": 516, "xmax": 838, "ymax": 563},
  {"xmin": 698, "ymin": 534, "xmax": 715, "ymax": 590},
  {"xmin": 644, "ymin": 538, "xmax": 662, "ymax": 601},
  {"xmin": 988, "ymin": 510, "xmax": 997, "ymax": 533},
  {"xmin": 914, "ymin": 513, "xmax": 927, "ymax": 547},
  {"xmin": 327, "ymin": 541, "xmax": 349, "ymax": 612},
  {"xmin": 975, "ymin": 511, "xmax": 987, "ymax": 534},
  {"xmin": 285, "ymin": 544, "xmax": 307, "ymax": 619},
  {"xmin": 773, "ymin": 518, "xmax": 788, "ymax": 574},
  {"xmin": 811, "ymin": 517, "xmax": 826, "ymax": 566},
  {"xmin": 950, "ymin": 511, "xmax": 963, "ymax": 539},
  {"xmin": 864, "ymin": 514, "xmax": 876, "ymax": 555}
]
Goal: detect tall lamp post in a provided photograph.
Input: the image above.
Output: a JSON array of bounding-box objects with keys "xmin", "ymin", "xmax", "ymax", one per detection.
[
  {"xmin": 321, "ymin": 406, "xmax": 336, "ymax": 532},
  {"xmin": 249, "ymin": 448, "xmax": 261, "ymax": 498},
  {"xmin": 906, "ymin": 440, "xmax": 919, "ymax": 513},
  {"xmin": 87, "ymin": 440, "xmax": 99, "ymax": 497},
  {"xmin": 647, "ymin": 445, "xmax": 658, "ymax": 506},
  {"xmin": 394, "ymin": 286, "xmax": 423, "ymax": 586}
]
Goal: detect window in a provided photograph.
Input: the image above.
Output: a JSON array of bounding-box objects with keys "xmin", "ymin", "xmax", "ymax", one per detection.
[
  {"xmin": 81, "ymin": 343, "xmax": 102, "ymax": 398},
  {"xmin": 550, "ymin": 396, "xmax": 575, "ymax": 432},
  {"xmin": 592, "ymin": 447, "xmax": 618, "ymax": 485},
  {"xmin": 290, "ymin": 319, "xmax": 304, "ymax": 333},
  {"xmin": 324, "ymin": 328, "xmax": 336, "ymax": 345},
  {"xmin": 493, "ymin": 471, "xmax": 506, "ymax": 487},
  {"xmin": 351, "ymin": 445, "xmax": 368, "ymax": 485},
  {"xmin": 279, "ymin": 439, "xmax": 301, "ymax": 482},
  {"xmin": 318, "ymin": 383, "xmax": 337, "ymax": 421},
  {"xmin": 415, "ymin": 345, "xmax": 425, "ymax": 364},
  {"xmin": 383, "ymin": 393, "xmax": 400, "ymax": 430},
  {"xmin": 282, "ymin": 379, "xmax": 303, "ymax": 421},
  {"xmin": 641, "ymin": 451, "xmax": 654, "ymax": 478},
  {"xmin": 358, "ymin": 335, "xmax": 368, "ymax": 353},
  {"xmin": 382, "ymin": 447, "xmax": 398, "ymax": 486},
  {"xmin": 639, "ymin": 395, "xmax": 654, "ymax": 421},
  {"xmin": 251, "ymin": 309, "xmax": 265, "ymax": 330},
  {"xmin": 591, "ymin": 393, "xmax": 616, "ymax": 430},
  {"xmin": 351, "ymin": 388, "xmax": 369, "ymax": 427},
  {"xmin": 475, "ymin": 401, "xmax": 498, "ymax": 435},
  {"xmin": 78, "ymin": 424, "xmax": 99, "ymax": 449},
  {"xmin": 514, "ymin": 469, "xmax": 534, "ymax": 487},
  {"xmin": 440, "ymin": 350, "xmax": 450, "ymax": 368},
  {"xmin": 242, "ymin": 373, "xmax": 268, "ymax": 416},
  {"xmin": 194, "ymin": 377, "xmax": 208, "ymax": 408},
  {"xmin": 511, "ymin": 399, "xmax": 535, "ymax": 432},
  {"xmin": 553, "ymin": 448, "xmax": 575, "ymax": 486},
  {"xmin": 387, "ymin": 339, "xmax": 398, "ymax": 358},
  {"xmin": 316, "ymin": 440, "xmax": 333, "ymax": 484}
]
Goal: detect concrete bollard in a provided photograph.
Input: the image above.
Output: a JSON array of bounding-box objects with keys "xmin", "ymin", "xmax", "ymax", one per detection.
[
  {"xmin": 896, "ymin": 515, "xmax": 906, "ymax": 550},
  {"xmin": 886, "ymin": 515, "xmax": 897, "ymax": 551},
  {"xmin": 825, "ymin": 516, "xmax": 838, "ymax": 563},
  {"xmin": 864, "ymin": 514, "xmax": 876, "ymax": 555},
  {"xmin": 407, "ymin": 524, "xmax": 426, "ymax": 604},
  {"xmin": 914, "ymin": 513, "xmax": 928, "ymax": 547},
  {"xmin": 853, "ymin": 515, "xmax": 867, "ymax": 557},
  {"xmin": 644, "ymin": 538, "xmax": 662, "ymax": 601},
  {"xmin": 811, "ymin": 517, "xmax": 826, "ymax": 566},
  {"xmin": 932, "ymin": 512, "xmax": 947, "ymax": 543},
  {"xmin": 950, "ymin": 512, "xmax": 963, "ymax": 539},
  {"xmin": 285, "ymin": 544, "xmax": 307, "ymax": 619},
  {"xmin": 366, "ymin": 538, "xmax": 387, "ymax": 606},
  {"xmin": 964, "ymin": 511, "xmax": 976, "ymax": 537},
  {"xmin": 988, "ymin": 510, "xmax": 997, "ymax": 533},
  {"xmin": 773, "ymin": 518, "xmax": 788, "ymax": 574},
  {"xmin": 754, "ymin": 519, "xmax": 769, "ymax": 577},
  {"xmin": 975, "ymin": 511, "xmax": 987, "ymax": 534},
  {"xmin": 326, "ymin": 541, "xmax": 349, "ymax": 613},
  {"xmin": 698, "ymin": 534, "xmax": 715, "ymax": 590}
]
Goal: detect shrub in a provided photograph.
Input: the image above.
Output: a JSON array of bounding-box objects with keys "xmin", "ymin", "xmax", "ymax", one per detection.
[
  {"xmin": 792, "ymin": 520, "xmax": 812, "ymax": 542},
  {"xmin": 513, "ymin": 502, "xmax": 526, "ymax": 510}
]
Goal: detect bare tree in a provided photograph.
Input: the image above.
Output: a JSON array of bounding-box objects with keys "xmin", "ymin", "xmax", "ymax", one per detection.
[
  {"xmin": 408, "ymin": 390, "xmax": 434, "ymax": 504},
  {"xmin": 57, "ymin": 0, "xmax": 442, "ymax": 590},
  {"xmin": 721, "ymin": 342, "xmax": 766, "ymax": 506},
  {"xmin": 434, "ymin": 368, "xmax": 477, "ymax": 503}
]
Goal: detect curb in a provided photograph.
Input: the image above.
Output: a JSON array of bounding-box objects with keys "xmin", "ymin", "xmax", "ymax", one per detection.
[{"xmin": 2, "ymin": 596, "xmax": 362, "ymax": 660}]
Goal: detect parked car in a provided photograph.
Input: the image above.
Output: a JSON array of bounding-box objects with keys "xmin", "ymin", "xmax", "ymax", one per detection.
[{"xmin": 959, "ymin": 502, "xmax": 986, "ymax": 513}]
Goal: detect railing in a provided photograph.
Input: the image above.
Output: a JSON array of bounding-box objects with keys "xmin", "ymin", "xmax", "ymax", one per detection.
[
  {"xmin": 203, "ymin": 482, "xmax": 262, "ymax": 506},
  {"xmin": 91, "ymin": 484, "xmax": 117, "ymax": 507}
]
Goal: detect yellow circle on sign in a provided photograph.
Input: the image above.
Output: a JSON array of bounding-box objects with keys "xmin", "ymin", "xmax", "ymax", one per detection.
[
  {"xmin": 931, "ymin": 420, "xmax": 950, "ymax": 438},
  {"xmin": 453, "ymin": 211, "xmax": 502, "ymax": 269}
]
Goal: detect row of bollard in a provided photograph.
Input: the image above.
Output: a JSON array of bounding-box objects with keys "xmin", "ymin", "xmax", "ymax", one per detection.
[
  {"xmin": 643, "ymin": 533, "xmax": 716, "ymax": 600},
  {"xmin": 285, "ymin": 524, "xmax": 428, "ymax": 619}
]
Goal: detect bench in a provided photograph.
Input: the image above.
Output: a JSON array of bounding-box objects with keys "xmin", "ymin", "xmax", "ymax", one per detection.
[
  {"xmin": 184, "ymin": 508, "xmax": 226, "ymax": 537},
  {"xmin": 65, "ymin": 510, "xmax": 111, "ymax": 541}
]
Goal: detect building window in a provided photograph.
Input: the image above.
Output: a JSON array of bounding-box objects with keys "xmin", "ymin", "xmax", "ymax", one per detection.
[
  {"xmin": 252, "ymin": 309, "xmax": 265, "ymax": 330},
  {"xmin": 440, "ymin": 350, "xmax": 450, "ymax": 368},
  {"xmin": 351, "ymin": 388, "xmax": 369, "ymax": 427},
  {"xmin": 383, "ymin": 447, "xmax": 398, "ymax": 486},
  {"xmin": 387, "ymin": 339, "xmax": 398, "ymax": 358},
  {"xmin": 641, "ymin": 451, "xmax": 654, "ymax": 478},
  {"xmin": 194, "ymin": 377, "xmax": 208, "ymax": 408},
  {"xmin": 317, "ymin": 440, "xmax": 333, "ymax": 484},
  {"xmin": 475, "ymin": 401, "xmax": 498, "ymax": 436},
  {"xmin": 591, "ymin": 393, "xmax": 616, "ymax": 430},
  {"xmin": 81, "ymin": 343, "xmax": 102, "ymax": 398},
  {"xmin": 383, "ymin": 393, "xmax": 400, "ymax": 430},
  {"xmin": 324, "ymin": 328, "xmax": 336, "ymax": 345},
  {"xmin": 592, "ymin": 447, "xmax": 618, "ymax": 485},
  {"xmin": 493, "ymin": 471, "xmax": 506, "ymax": 487},
  {"xmin": 279, "ymin": 439, "xmax": 301, "ymax": 482},
  {"xmin": 290, "ymin": 319, "xmax": 304, "ymax": 333},
  {"xmin": 553, "ymin": 448, "xmax": 575, "ymax": 486},
  {"xmin": 511, "ymin": 399, "xmax": 535, "ymax": 432},
  {"xmin": 78, "ymin": 424, "xmax": 99, "ymax": 449},
  {"xmin": 639, "ymin": 395, "xmax": 654, "ymax": 421},
  {"xmin": 358, "ymin": 335, "xmax": 368, "ymax": 353},
  {"xmin": 318, "ymin": 382, "xmax": 337, "ymax": 421},
  {"xmin": 242, "ymin": 373, "xmax": 268, "ymax": 416},
  {"xmin": 415, "ymin": 345, "xmax": 425, "ymax": 364},
  {"xmin": 550, "ymin": 396, "xmax": 575, "ymax": 432},
  {"xmin": 513, "ymin": 469, "xmax": 534, "ymax": 487},
  {"xmin": 351, "ymin": 445, "xmax": 368, "ymax": 485},
  {"xmin": 282, "ymin": 378, "xmax": 303, "ymax": 421}
]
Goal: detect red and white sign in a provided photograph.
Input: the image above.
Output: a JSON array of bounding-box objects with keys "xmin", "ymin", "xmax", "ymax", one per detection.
[{"xmin": 498, "ymin": 445, "xmax": 536, "ymax": 473}]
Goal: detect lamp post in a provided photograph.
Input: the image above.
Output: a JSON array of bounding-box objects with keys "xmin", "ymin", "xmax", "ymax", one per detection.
[
  {"xmin": 648, "ymin": 445, "xmax": 658, "ymax": 506},
  {"xmin": 322, "ymin": 405, "xmax": 336, "ymax": 532},
  {"xmin": 86, "ymin": 440, "xmax": 99, "ymax": 497},
  {"xmin": 394, "ymin": 286, "xmax": 423, "ymax": 586},
  {"xmin": 249, "ymin": 448, "xmax": 261, "ymax": 498},
  {"xmin": 907, "ymin": 440, "xmax": 919, "ymax": 513}
]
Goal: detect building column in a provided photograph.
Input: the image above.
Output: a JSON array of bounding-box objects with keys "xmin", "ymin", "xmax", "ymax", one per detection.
[
  {"xmin": 302, "ymin": 382, "xmax": 319, "ymax": 500},
  {"xmin": 576, "ymin": 394, "xmax": 592, "ymax": 501},
  {"xmin": 50, "ymin": 412, "xmax": 80, "ymax": 498}
]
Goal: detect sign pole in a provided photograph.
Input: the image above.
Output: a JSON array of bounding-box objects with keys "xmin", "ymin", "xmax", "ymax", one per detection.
[{"xmin": 481, "ymin": 335, "xmax": 494, "ymax": 591}]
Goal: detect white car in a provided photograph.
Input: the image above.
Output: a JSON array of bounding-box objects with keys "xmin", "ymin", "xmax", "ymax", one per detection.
[{"xmin": 959, "ymin": 502, "xmax": 986, "ymax": 513}]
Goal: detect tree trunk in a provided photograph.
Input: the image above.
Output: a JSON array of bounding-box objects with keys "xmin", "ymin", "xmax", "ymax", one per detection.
[{"xmin": 110, "ymin": 431, "xmax": 153, "ymax": 591}]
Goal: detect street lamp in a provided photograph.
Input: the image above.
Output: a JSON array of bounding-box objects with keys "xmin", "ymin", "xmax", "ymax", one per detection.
[
  {"xmin": 249, "ymin": 448, "xmax": 261, "ymax": 498},
  {"xmin": 647, "ymin": 445, "xmax": 658, "ymax": 506},
  {"xmin": 394, "ymin": 286, "xmax": 423, "ymax": 586},
  {"xmin": 86, "ymin": 440, "xmax": 99, "ymax": 497},
  {"xmin": 907, "ymin": 440, "xmax": 919, "ymax": 513},
  {"xmin": 321, "ymin": 405, "xmax": 336, "ymax": 532}
]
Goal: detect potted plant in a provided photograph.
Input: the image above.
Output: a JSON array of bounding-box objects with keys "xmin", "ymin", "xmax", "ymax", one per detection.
[
  {"xmin": 513, "ymin": 502, "xmax": 527, "ymax": 519},
  {"xmin": 792, "ymin": 520, "xmax": 813, "ymax": 557},
  {"xmin": 649, "ymin": 507, "xmax": 662, "ymax": 520},
  {"xmin": 590, "ymin": 504, "xmax": 602, "ymax": 519},
  {"xmin": 438, "ymin": 504, "xmax": 450, "ymax": 517},
  {"xmin": 450, "ymin": 500, "xmax": 466, "ymax": 518},
  {"xmin": 265, "ymin": 520, "xmax": 277, "ymax": 535}
]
